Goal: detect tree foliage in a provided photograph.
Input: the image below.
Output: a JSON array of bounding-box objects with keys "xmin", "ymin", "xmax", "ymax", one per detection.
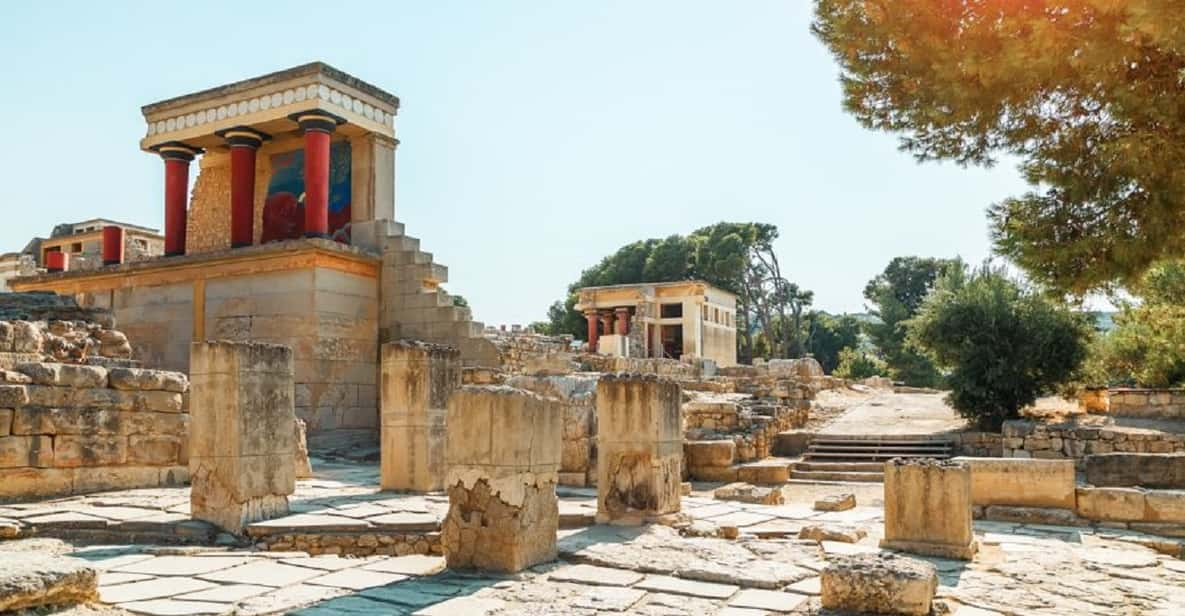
[
  {"xmin": 863, "ymin": 256, "xmax": 962, "ymax": 387},
  {"xmin": 546, "ymin": 222, "xmax": 815, "ymax": 362},
  {"xmin": 909, "ymin": 265, "xmax": 1093, "ymax": 430},
  {"xmin": 1089, "ymin": 261, "xmax": 1185, "ymax": 387},
  {"xmin": 812, "ymin": 0, "xmax": 1185, "ymax": 294},
  {"xmin": 804, "ymin": 312, "xmax": 863, "ymax": 373},
  {"xmin": 834, "ymin": 347, "xmax": 886, "ymax": 380}
]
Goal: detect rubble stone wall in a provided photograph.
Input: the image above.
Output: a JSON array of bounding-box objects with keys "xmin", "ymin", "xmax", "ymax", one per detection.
[
  {"xmin": 0, "ymin": 363, "xmax": 189, "ymax": 502},
  {"xmin": 683, "ymin": 399, "xmax": 808, "ymax": 462},
  {"xmin": 485, "ymin": 331, "xmax": 575, "ymax": 374},
  {"xmin": 1105, "ymin": 389, "xmax": 1185, "ymax": 419},
  {"xmin": 1003, "ymin": 420, "xmax": 1185, "ymax": 469}
]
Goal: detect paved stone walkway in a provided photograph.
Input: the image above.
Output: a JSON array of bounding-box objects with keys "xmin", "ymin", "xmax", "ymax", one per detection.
[{"xmin": 3, "ymin": 461, "xmax": 1185, "ymax": 614}]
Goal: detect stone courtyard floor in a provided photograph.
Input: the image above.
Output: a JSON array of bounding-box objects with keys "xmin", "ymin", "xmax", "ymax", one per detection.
[{"xmin": 2, "ymin": 461, "xmax": 1184, "ymax": 615}]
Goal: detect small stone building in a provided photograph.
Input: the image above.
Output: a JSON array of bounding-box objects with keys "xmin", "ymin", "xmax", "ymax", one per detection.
[
  {"xmin": 575, "ymin": 280, "xmax": 737, "ymax": 367},
  {"xmin": 9, "ymin": 63, "xmax": 499, "ymax": 439}
]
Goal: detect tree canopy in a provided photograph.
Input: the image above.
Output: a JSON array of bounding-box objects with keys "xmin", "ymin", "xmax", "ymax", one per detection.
[
  {"xmin": 1089, "ymin": 260, "xmax": 1185, "ymax": 387},
  {"xmin": 812, "ymin": 0, "xmax": 1185, "ymax": 294},
  {"xmin": 910, "ymin": 264, "xmax": 1093, "ymax": 430},
  {"xmin": 863, "ymin": 256, "xmax": 963, "ymax": 387}
]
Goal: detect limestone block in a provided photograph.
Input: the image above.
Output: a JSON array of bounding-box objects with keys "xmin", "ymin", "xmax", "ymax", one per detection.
[
  {"xmin": 713, "ymin": 482, "xmax": 783, "ymax": 505},
  {"xmin": 294, "ymin": 418, "xmax": 313, "ymax": 480},
  {"xmin": 0, "ymin": 467, "xmax": 72, "ymax": 499},
  {"xmin": 799, "ymin": 524, "xmax": 867, "ymax": 543},
  {"xmin": 1076, "ymin": 486, "xmax": 1147, "ymax": 522},
  {"xmin": 772, "ymin": 429, "xmax": 812, "ymax": 457},
  {"xmin": 442, "ymin": 386, "xmax": 561, "ymax": 572},
  {"xmin": 881, "ymin": 458, "xmax": 977, "ymax": 560},
  {"xmin": 0, "ymin": 384, "xmax": 28, "ymax": 407},
  {"xmin": 0, "ymin": 552, "xmax": 98, "ymax": 612},
  {"xmin": 684, "ymin": 440, "xmax": 735, "ymax": 468},
  {"xmin": 953, "ymin": 456, "xmax": 1077, "ymax": 509},
  {"xmin": 1145, "ymin": 490, "xmax": 1185, "ymax": 523},
  {"xmin": 1085, "ymin": 453, "xmax": 1185, "ymax": 489},
  {"xmin": 815, "ymin": 493, "xmax": 856, "ymax": 512},
  {"xmin": 15, "ymin": 363, "xmax": 107, "ymax": 388},
  {"xmin": 380, "ymin": 341, "xmax": 460, "ymax": 492},
  {"xmin": 0, "ymin": 435, "xmax": 53, "ymax": 468},
  {"xmin": 108, "ymin": 367, "xmax": 188, "ymax": 392},
  {"xmin": 11, "ymin": 321, "xmax": 43, "ymax": 354},
  {"xmin": 0, "ymin": 409, "xmax": 10, "ymax": 437},
  {"xmin": 597, "ymin": 374, "xmax": 683, "ymax": 523},
  {"xmin": 72, "ymin": 466, "xmax": 163, "ymax": 494},
  {"xmin": 53, "ymin": 435, "xmax": 128, "ymax": 467},
  {"xmin": 127, "ymin": 435, "xmax": 183, "ymax": 466},
  {"xmin": 189, "ymin": 341, "xmax": 296, "ymax": 534},
  {"xmin": 821, "ymin": 553, "xmax": 938, "ymax": 616}
]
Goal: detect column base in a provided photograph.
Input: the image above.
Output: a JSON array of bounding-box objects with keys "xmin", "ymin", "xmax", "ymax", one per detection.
[
  {"xmin": 164, "ymin": 251, "xmax": 185, "ymax": 257},
  {"xmin": 102, "ymin": 260, "xmax": 120, "ymax": 266},
  {"xmin": 879, "ymin": 538, "xmax": 978, "ymax": 561},
  {"xmin": 304, "ymin": 231, "xmax": 331, "ymax": 240},
  {"xmin": 231, "ymin": 242, "xmax": 253, "ymax": 249}
]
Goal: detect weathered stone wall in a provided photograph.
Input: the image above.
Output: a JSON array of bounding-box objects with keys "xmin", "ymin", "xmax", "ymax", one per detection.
[
  {"xmin": 505, "ymin": 374, "xmax": 598, "ymax": 487},
  {"xmin": 953, "ymin": 457, "xmax": 1077, "ymax": 509},
  {"xmin": 1105, "ymin": 388, "xmax": 1185, "ymax": 419},
  {"xmin": 1003, "ymin": 420, "xmax": 1185, "ymax": 469},
  {"xmin": 251, "ymin": 530, "xmax": 443, "ymax": 557},
  {"xmin": 485, "ymin": 331, "xmax": 575, "ymax": 374},
  {"xmin": 0, "ymin": 363, "xmax": 188, "ymax": 501},
  {"xmin": 949, "ymin": 431, "xmax": 1004, "ymax": 458},
  {"xmin": 581, "ymin": 355, "xmax": 700, "ymax": 378},
  {"xmin": 682, "ymin": 398, "xmax": 809, "ymax": 463},
  {"xmin": 1085, "ymin": 453, "xmax": 1185, "ymax": 489}
]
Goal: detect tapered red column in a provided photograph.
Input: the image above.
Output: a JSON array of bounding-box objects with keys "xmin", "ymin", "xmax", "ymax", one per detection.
[
  {"xmin": 102, "ymin": 225, "xmax": 123, "ymax": 265},
  {"xmin": 585, "ymin": 311, "xmax": 600, "ymax": 352},
  {"xmin": 154, "ymin": 142, "xmax": 202, "ymax": 257},
  {"xmin": 290, "ymin": 111, "xmax": 344, "ymax": 239},
  {"xmin": 218, "ymin": 127, "xmax": 270, "ymax": 248},
  {"xmin": 615, "ymin": 307, "xmax": 630, "ymax": 335}
]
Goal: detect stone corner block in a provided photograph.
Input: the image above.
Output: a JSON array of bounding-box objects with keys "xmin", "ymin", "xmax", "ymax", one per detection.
[
  {"xmin": 881, "ymin": 458, "xmax": 976, "ymax": 560},
  {"xmin": 821, "ymin": 552, "xmax": 938, "ymax": 616}
]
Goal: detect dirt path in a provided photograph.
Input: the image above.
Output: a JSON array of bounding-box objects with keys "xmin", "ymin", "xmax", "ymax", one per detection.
[{"xmin": 814, "ymin": 389, "xmax": 970, "ymax": 436}]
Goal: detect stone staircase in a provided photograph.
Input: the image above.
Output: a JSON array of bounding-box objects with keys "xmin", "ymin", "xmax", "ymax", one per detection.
[
  {"xmin": 370, "ymin": 220, "xmax": 500, "ymax": 367},
  {"xmin": 788, "ymin": 434, "xmax": 954, "ymax": 483}
]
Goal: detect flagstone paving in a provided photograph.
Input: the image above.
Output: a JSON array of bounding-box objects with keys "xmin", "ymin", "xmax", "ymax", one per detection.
[{"xmin": 3, "ymin": 460, "xmax": 1185, "ymax": 614}]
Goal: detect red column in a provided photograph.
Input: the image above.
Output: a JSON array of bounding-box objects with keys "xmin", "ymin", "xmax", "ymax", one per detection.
[
  {"xmin": 155, "ymin": 143, "xmax": 201, "ymax": 257},
  {"xmin": 46, "ymin": 251, "xmax": 68, "ymax": 273},
  {"xmin": 101, "ymin": 226, "xmax": 124, "ymax": 265},
  {"xmin": 290, "ymin": 112, "xmax": 343, "ymax": 239},
  {"xmin": 615, "ymin": 307, "xmax": 630, "ymax": 335},
  {"xmin": 585, "ymin": 311, "xmax": 600, "ymax": 352},
  {"xmin": 218, "ymin": 127, "xmax": 269, "ymax": 248}
]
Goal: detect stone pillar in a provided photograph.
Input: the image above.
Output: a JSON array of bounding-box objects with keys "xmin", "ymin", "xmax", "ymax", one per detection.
[
  {"xmin": 218, "ymin": 126, "xmax": 269, "ymax": 248},
  {"xmin": 380, "ymin": 340, "xmax": 460, "ymax": 492},
  {"xmin": 443, "ymin": 386, "xmax": 561, "ymax": 572},
  {"xmin": 189, "ymin": 341, "xmax": 296, "ymax": 534},
  {"xmin": 45, "ymin": 252, "xmax": 68, "ymax": 273},
  {"xmin": 596, "ymin": 374, "xmax": 683, "ymax": 523},
  {"xmin": 615, "ymin": 307, "xmax": 629, "ymax": 335},
  {"xmin": 101, "ymin": 226, "xmax": 123, "ymax": 266},
  {"xmin": 585, "ymin": 311, "xmax": 600, "ymax": 352},
  {"xmin": 880, "ymin": 458, "xmax": 977, "ymax": 560},
  {"xmin": 290, "ymin": 111, "xmax": 343, "ymax": 239},
  {"xmin": 155, "ymin": 142, "xmax": 201, "ymax": 256}
]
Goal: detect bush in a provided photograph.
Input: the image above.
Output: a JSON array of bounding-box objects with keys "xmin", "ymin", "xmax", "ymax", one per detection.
[
  {"xmin": 908, "ymin": 266, "xmax": 1093, "ymax": 431},
  {"xmin": 1087, "ymin": 261, "xmax": 1185, "ymax": 388},
  {"xmin": 833, "ymin": 348, "xmax": 886, "ymax": 380}
]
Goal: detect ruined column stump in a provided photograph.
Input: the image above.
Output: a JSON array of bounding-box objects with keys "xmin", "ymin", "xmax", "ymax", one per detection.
[
  {"xmin": 189, "ymin": 341, "xmax": 296, "ymax": 534},
  {"xmin": 442, "ymin": 386, "xmax": 561, "ymax": 572},
  {"xmin": 880, "ymin": 458, "xmax": 977, "ymax": 560},
  {"xmin": 380, "ymin": 341, "xmax": 461, "ymax": 492},
  {"xmin": 596, "ymin": 373, "xmax": 683, "ymax": 524},
  {"xmin": 821, "ymin": 553, "xmax": 938, "ymax": 616}
]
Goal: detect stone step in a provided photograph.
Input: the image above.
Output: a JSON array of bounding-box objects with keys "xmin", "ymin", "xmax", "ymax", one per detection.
[
  {"xmin": 384, "ymin": 235, "xmax": 420, "ymax": 253},
  {"xmin": 808, "ymin": 444, "xmax": 951, "ymax": 453},
  {"xmin": 737, "ymin": 459, "xmax": 793, "ymax": 484},
  {"xmin": 795, "ymin": 461, "xmax": 884, "ymax": 472},
  {"xmin": 789, "ymin": 470, "xmax": 885, "ymax": 483},
  {"xmin": 803, "ymin": 451, "xmax": 949, "ymax": 461}
]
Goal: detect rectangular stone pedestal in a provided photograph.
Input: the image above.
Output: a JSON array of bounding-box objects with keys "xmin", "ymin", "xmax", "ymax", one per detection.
[
  {"xmin": 189, "ymin": 341, "xmax": 296, "ymax": 534},
  {"xmin": 596, "ymin": 374, "xmax": 683, "ymax": 524},
  {"xmin": 380, "ymin": 341, "xmax": 460, "ymax": 492},
  {"xmin": 443, "ymin": 386, "xmax": 561, "ymax": 572},
  {"xmin": 880, "ymin": 458, "xmax": 977, "ymax": 560}
]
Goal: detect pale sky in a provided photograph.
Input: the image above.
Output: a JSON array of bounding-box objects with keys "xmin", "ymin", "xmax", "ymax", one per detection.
[{"xmin": 0, "ymin": 1, "xmax": 1032, "ymax": 326}]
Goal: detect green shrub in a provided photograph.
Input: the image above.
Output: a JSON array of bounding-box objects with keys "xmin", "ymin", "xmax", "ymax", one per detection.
[
  {"xmin": 833, "ymin": 348, "xmax": 886, "ymax": 380},
  {"xmin": 909, "ymin": 266, "xmax": 1093, "ymax": 431}
]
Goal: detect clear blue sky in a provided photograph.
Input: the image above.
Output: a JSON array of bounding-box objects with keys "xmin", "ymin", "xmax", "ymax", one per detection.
[{"xmin": 0, "ymin": 1, "xmax": 1031, "ymax": 326}]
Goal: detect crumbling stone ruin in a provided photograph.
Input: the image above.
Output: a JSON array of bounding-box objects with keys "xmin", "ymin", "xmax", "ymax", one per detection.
[
  {"xmin": 881, "ymin": 457, "xmax": 977, "ymax": 560},
  {"xmin": 821, "ymin": 553, "xmax": 939, "ymax": 616},
  {"xmin": 189, "ymin": 341, "xmax": 296, "ymax": 533},
  {"xmin": 380, "ymin": 340, "xmax": 460, "ymax": 492},
  {"xmin": 442, "ymin": 386, "xmax": 561, "ymax": 572}
]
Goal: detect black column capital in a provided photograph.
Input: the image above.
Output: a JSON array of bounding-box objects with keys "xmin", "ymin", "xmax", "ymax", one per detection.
[
  {"xmin": 216, "ymin": 126, "xmax": 271, "ymax": 149},
  {"xmin": 288, "ymin": 109, "xmax": 347, "ymax": 134}
]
